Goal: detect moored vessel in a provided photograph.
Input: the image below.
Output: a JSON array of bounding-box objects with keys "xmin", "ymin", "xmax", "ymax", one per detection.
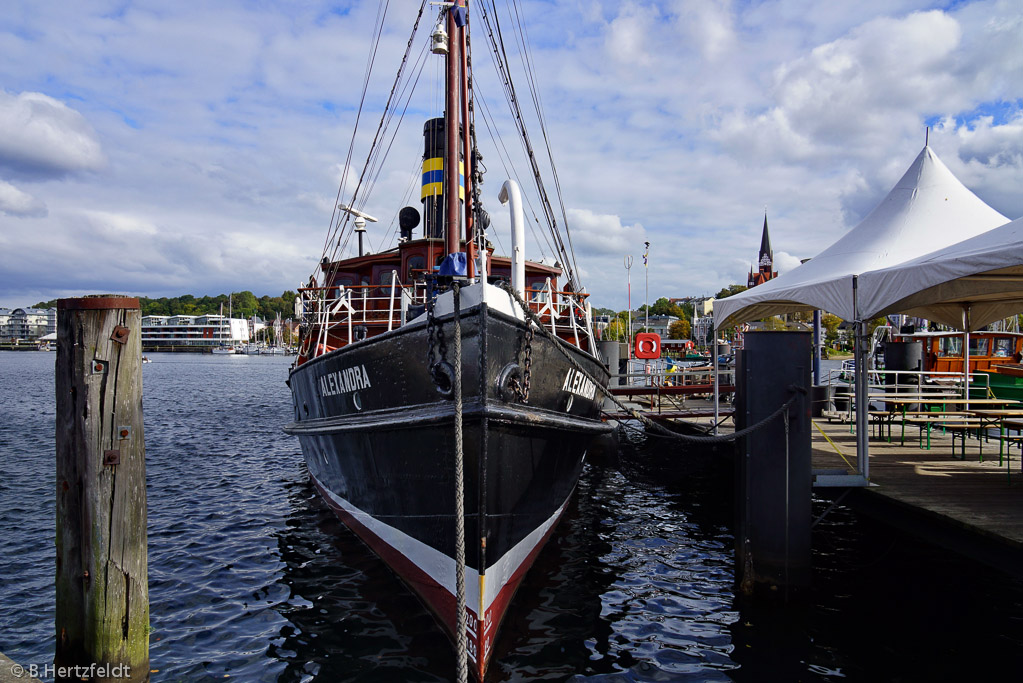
[
  {"xmin": 884, "ymin": 327, "xmax": 1023, "ymax": 398},
  {"xmin": 283, "ymin": 2, "xmax": 610, "ymax": 678}
]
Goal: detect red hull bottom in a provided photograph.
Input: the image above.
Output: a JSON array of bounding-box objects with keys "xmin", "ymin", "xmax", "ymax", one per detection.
[{"xmin": 311, "ymin": 475, "xmax": 570, "ymax": 679}]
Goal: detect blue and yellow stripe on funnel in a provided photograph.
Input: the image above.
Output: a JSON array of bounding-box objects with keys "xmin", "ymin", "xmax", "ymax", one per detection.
[{"xmin": 421, "ymin": 157, "xmax": 465, "ymax": 200}]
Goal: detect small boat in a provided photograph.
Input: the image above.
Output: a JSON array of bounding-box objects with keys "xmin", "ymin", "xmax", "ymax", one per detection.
[
  {"xmin": 283, "ymin": 3, "xmax": 610, "ymax": 678},
  {"xmin": 839, "ymin": 358, "xmax": 856, "ymax": 383},
  {"xmin": 213, "ymin": 298, "xmax": 241, "ymax": 354},
  {"xmin": 887, "ymin": 328, "xmax": 1023, "ymax": 399}
]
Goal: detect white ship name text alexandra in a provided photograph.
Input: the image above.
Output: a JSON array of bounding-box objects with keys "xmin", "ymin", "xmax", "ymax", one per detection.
[{"xmin": 319, "ymin": 364, "xmax": 372, "ymax": 397}]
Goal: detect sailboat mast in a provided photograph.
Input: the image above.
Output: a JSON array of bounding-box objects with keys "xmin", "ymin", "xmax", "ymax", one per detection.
[
  {"xmin": 458, "ymin": 5, "xmax": 475, "ymax": 277},
  {"xmin": 444, "ymin": 6, "xmax": 461, "ymax": 257}
]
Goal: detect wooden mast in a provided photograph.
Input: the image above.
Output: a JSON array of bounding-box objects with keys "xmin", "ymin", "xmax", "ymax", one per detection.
[
  {"xmin": 459, "ymin": 3, "xmax": 475, "ymax": 278},
  {"xmin": 444, "ymin": 6, "xmax": 461, "ymax": 257}
]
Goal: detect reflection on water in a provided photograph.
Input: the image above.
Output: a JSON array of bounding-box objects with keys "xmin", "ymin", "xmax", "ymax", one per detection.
[{"xmin": 2, "ymin": 352, "xmax": 1022, "ymax": 682}]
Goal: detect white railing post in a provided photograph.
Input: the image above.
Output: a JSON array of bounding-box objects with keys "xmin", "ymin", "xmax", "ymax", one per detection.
[{"xmin": 387, "ymin": 270, "xmax": 398, "ymax": 332}]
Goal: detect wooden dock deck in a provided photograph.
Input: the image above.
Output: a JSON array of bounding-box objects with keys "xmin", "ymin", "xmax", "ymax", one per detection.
[
  {"xmin": 811, "ymin": 417, "xmax": 1023, "ymax": 565},
  {"xmin": 629, "ymin": 404, "xmax": 1023, "ymax": 573}
]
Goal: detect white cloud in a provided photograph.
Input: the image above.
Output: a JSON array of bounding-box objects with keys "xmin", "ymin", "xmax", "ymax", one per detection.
[
  {"xmin": 0, "ymin": 91, "xmax": 105, "ymax": 177},
  {"xmin": 773, "ymin": 251, "xmax": 804, "ymax": 275},
  {"xmin": 0, "ymin": 180, "xmax": 46, "ymax": 217},
  {"xmin": 671, "ymin": 0, "xmax": 736, "ymax": 62},
  {"xmin": 0, "ymin": 0, "xmax": 1020, "ymax": 312},
  {"xmin": 713, "ymin": 10, "xmax": 966, "ymax": 164},
  {"xmin": 565, "ymin": 208, "xmax": 646, "ymax": 257}
]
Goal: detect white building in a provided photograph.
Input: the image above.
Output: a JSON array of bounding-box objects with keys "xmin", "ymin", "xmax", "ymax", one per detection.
[
  {"xmin": 0, "ymin": 307, "xmax": 56, "ymax": 343},
  {"xmin": 141, "ymin": 314, "xmax": 250, "ymax": 349}
]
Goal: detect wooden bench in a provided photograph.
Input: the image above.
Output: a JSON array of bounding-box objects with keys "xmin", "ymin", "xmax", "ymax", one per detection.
[
  {"xmin": 902, "ymin": 416, "xmax": 985, "ymax": 453},
  {"xmin": 869, "ymin": 410, "xmax": 972, "ymax": 445}
]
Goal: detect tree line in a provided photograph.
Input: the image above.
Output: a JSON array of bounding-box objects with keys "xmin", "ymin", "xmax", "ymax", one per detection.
[
  {"xmin": 593, "ymin": 296, "xmax": 699, "ymax": 342},
  {"xmin": 592, "ymin": 285, "xmax": 856, "ymax": 348},
  {"xmin": 34, "ymin": 291, "xmax": 299, "ymax": 321}
]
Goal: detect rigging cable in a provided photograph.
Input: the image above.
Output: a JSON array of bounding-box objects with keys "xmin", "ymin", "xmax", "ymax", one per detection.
[
  {"xmin": 319, "ymin": 0, "xmax": 393, "ymax": 270},
  {"xmin": 471, "ymin": 37, "xmax": 558, "ymax": 261},
  {"xmin": 477, "ymin": 0, "xmax": 580, "ymax": 288},
  {"xmin": 507, "ymin": 0, "xmax": 581, "ymax": 284},
  {"xmin": 321, "ymin": 0, "xmax": 429, "ymax": 279}
]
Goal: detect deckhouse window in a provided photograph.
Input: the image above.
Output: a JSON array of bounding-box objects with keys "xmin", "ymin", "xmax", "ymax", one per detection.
[
  {"xmin": 406, "ymin": 255, "xmax": 425, "ymax": 281},
  {"xmin": 938, "ymin": 337, "xmax": 961, "ymax": 357}
]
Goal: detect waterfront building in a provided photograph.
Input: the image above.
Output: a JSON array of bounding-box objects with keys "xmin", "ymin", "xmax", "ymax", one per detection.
[
  {"xmin": 640, "ymin": 314, "xmax": 679, "ymax": 338},
  {"xmin": 0, "ymin": 307, "xmax": 56, "ymax": 343},
  {"xmin": 141, "ymin": 314, "xmax": 250, "ymax": 350},
  {"xmin": 694, "ymin": 315, "xmax": 714, "ymax": 344}
]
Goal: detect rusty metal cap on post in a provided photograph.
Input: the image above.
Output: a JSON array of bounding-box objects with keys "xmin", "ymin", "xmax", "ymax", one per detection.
[{"xmin": 58, "ymin": 295, "xmax": 140, "ymax": 311}]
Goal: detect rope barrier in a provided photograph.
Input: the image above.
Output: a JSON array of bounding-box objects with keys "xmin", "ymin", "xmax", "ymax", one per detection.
[
  {"xmin": 498, "ymin": 282, "xmax": 799, "ymax": 444},
  {"xmin": 452, "ymin": 283, "xmax": 468, "ymax": 683}
]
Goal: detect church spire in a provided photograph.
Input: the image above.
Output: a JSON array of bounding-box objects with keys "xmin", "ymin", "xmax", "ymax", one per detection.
[
  {"xmin": 758, "ymin": 214, "xmax": 773, "ymax": 268},
  {"xmin": 747, "ymin": 213, "xmax": 778, "ymax": 288}
]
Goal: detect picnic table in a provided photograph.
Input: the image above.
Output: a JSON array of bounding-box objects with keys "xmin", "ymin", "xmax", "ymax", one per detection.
[
  {"xmin": 867, "ymin": 396, "xmax": 1021, "ymax": 447},
  {"xmin": 964, "ymin": 410, "xmax": 1023, "ymax": 481}
]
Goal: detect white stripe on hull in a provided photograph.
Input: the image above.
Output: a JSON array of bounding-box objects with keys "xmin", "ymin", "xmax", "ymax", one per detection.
[{"xmin": 309, "ymin": 470, "xmax": 571, "ymax": 620}]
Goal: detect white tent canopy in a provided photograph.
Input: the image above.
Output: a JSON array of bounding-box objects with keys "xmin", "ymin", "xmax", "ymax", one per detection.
[
  {"xmin": 857, "ymin": 215, "xmax": 1023, "ymax": 331},
  {"xmin": 714, "ymin": 146, "xmax": 1010, "ymax": 329}
]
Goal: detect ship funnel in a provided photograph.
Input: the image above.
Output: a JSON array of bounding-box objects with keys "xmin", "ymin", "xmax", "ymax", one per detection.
[{"xmin": 422, "ymin": 118, "xmax": 463, "ymax": 240}]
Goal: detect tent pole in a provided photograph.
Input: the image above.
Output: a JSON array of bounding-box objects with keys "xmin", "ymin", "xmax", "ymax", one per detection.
[
  {"xmin": 963, "ymin": 304, "xmax": 972, "ymax": 409},
  {"xmin": 855, "ymin": 321, "xmax": 870, "ymax": 482},
  {"xmin": 853, "ymin": 276, "xmax": 870, "ymax": 483},
  {"xmin": 813, "ymin": 309, "xmax": 822, "ymax": 385},
  {"xmin": 712, "ymin": 336, "xmax": 720, "ymax": 435}
]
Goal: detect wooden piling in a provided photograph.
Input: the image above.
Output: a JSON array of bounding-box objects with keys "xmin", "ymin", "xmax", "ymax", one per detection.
[{"xmin": 55, "ymin": 297, "xmax": 148, "ymax": 683}]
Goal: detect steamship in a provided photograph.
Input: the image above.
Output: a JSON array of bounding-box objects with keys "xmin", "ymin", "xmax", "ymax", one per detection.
[{"xmin": 283, "ymin": 2, "xmax": 611, "ymax": 678}]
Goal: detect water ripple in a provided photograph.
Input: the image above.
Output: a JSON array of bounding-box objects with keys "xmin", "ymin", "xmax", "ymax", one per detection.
[{"xmin": 3, "ymin": 352, "xmax": 1023, "ymax": 682}]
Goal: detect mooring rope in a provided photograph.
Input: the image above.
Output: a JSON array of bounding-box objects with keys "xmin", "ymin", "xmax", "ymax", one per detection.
[
  {"xmin": 452, "ymin": 283, "xmax": 468, "ymax": 683},
  {"xmin": 498, "ymin": 282, "xmax": 800, "ymax": 443}
]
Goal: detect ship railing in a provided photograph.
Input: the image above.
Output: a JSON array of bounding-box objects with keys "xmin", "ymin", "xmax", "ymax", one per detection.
[
  {"xmin": 299, "ymin": 277, "xmax": 597, "ymax": 356},
  {"xmin": 823, "ymin": 368, "xmax": 993, "ymax": 422},
  {"xmin": 608, "ymin": 363, "xmax": 736, "ymax": 413},
  {"xmin": 299, "ymin": 278, "xmax": 430, "ymax": 356},
  {"xmin": 525, "ymin": 278, "xmax": 598, "ymax": 352},
  {"xmin": 615, "ymin": 359, "xmax": 719, "ymax": 387}
]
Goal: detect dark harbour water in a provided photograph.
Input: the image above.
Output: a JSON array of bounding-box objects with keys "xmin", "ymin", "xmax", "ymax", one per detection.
[{"xmin": 2, "ymin": 350, "xmax": 1023, "ymax": 682}]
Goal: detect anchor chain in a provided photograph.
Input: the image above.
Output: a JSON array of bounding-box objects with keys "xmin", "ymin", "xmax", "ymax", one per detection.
[
  {"xmin": 426, "ymin": 290, "xmax": 453, "ymax": 396},
  {"xmin": 511, "ymin": 323, "xmax": 533, "ymax": 402},
  {"xmin": 427, "ymin": 295, "xmax": 438, "ymax": 368}
]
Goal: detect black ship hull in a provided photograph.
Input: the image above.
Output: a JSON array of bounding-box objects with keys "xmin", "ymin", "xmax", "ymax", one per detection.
[{"xmin": 285, "ymin": 295, "xmax": 610, "ymax": 677}]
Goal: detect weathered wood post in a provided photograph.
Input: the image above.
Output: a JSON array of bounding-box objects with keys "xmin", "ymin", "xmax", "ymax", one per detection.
[{"xmin": 55, "ymin": 297, "xmax": 148, "ymax": 683}]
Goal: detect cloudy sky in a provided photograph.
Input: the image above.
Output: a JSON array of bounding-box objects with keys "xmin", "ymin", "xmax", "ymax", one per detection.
[{"xmin": 1, "ymin": 0, "xmax": 1020, "ymax": 311}]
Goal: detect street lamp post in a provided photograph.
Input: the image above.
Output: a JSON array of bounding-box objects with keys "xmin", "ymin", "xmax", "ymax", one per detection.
[
  {"xmin": 624, "ymin": 255, "xmax": 633, "ymax": 360},
  {"xmin": 644, "ymin": 241, "xmax": 650, "ymax": 333}
]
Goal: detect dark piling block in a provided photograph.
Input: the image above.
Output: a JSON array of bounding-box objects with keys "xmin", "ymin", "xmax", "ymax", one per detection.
[{"xmin": 735, "ymin": 331, "xmax": 812, "ymax": 596}]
